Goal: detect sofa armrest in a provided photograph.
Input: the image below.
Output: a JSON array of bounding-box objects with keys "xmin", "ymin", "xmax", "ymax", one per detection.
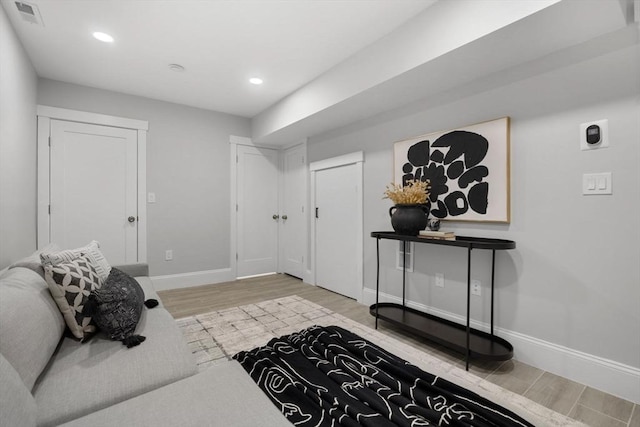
[{"xmin": 111, "ymin": 263, "xmax": 149, "ymax": 278}]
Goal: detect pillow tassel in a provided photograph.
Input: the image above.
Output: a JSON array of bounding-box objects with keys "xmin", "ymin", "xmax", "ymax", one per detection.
[
  {"xmin": 144, "ymin": 299, "xmax": 159, "ymax": 309},
  {"xmin": 122, "ymin": 335, "xmax": 146, "ymax": 348}
]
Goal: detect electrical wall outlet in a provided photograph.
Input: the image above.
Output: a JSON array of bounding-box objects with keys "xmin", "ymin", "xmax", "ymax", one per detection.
[
  {"xmin": 435, "ymin": 273, "xmax": 445, "ymax": 288},
  {"xmin": 471, "ymin": 280, "xmax": 481, "ymax": 296},
  {"xmin": 165, "ymin": 249, "xmax": 173, "ymax": 261}
]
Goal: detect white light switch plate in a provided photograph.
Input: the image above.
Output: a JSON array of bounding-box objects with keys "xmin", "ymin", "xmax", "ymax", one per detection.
[{"xmin": 583, "ymin": 172, "xmax": 612, "ymax": 195}]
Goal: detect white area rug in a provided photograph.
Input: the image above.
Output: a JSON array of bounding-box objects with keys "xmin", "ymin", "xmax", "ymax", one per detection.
[{"xmin": 177, "ymin": 295, "xmax": 587, "ymax": 427}]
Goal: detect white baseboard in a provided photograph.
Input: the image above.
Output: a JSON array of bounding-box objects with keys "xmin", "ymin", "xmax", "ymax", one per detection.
[
  {"xmin": 302, "ymin": 269, "xmax": 314, "ymax": 286},
  {"xmin": 151, "ymin": 268, "xmax": 234, "ymax": 291},
  {"xmin": 362, "ymin": 288, "xmax": 640, "ymax": 403}
]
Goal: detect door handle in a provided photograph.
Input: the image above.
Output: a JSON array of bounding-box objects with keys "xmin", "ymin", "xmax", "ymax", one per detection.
[
  {"xmin": 282, "ymin": 215, "xmax": 288, "ymax": 220},
  {"xmin": 128, "ymin": 216, "xmax": 136, "ymax": 223},
  {"xmin": 272, "ymin": 214, "xmax": 280, "ymax": 220},
  {"xmin": 315, "ymin": 207, "xmax": 319, "ymax": 219}
]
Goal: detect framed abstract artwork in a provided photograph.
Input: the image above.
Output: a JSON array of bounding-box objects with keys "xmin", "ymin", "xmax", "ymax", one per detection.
[{"xmin": 393, "ymin": 117, "xmax": 510, "ymax": 223}]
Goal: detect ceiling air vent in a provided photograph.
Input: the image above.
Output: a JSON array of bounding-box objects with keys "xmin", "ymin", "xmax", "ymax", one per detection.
[{"xmin": 14, "ymin": 1, "xmax": 44, "ymax": 26}]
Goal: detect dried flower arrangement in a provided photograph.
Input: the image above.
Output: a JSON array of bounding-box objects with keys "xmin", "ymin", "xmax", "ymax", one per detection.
[{"xmin": 383, "ymin": 180, "xmax": 430, "ymax": 205}]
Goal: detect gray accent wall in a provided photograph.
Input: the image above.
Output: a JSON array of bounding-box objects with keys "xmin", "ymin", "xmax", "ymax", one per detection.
[
  {"xmin": 0, "ymin": 6, "xmax": 38, "ymax": 268},
  {"xmin": 37, "ymin": 79, "xmax": 251, "ymax": 276},
  {"xmin": 308, "ymin": 36, "xmax": 640, "ymax": 369}
]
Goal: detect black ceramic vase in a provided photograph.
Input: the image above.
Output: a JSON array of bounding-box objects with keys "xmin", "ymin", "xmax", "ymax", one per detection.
[{"xmin": 389, "ymin": 204, "xmax": 430, "ymax": 236}]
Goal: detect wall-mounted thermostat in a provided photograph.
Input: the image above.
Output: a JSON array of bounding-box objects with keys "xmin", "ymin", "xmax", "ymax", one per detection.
[{"xmin": 580, "ymin": 119, "xmax": 609, "ymax": 150}]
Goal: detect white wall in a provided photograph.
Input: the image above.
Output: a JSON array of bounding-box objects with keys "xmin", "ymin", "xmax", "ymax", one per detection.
[
  {"xmin": 0, "ymin": 6, "xmax": 38, "ymax": 268},
  {"xmin": 37, "ymin": 79, "xmax": 251, "ymax": 276},
  {"xmin": 308, "ymin": 33, "xmax": 640, "ymax": 400}
]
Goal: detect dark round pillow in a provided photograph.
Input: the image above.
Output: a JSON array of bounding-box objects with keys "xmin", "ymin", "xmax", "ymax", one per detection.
[{"xmin": 84, "ymin": 268, "xmax": 158, "ymax": 348}]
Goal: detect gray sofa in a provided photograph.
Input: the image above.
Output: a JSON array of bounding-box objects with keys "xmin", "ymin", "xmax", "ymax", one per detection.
[{"xmin": 0, "ymin": 257, "xmax": 290, "ymax": 427}]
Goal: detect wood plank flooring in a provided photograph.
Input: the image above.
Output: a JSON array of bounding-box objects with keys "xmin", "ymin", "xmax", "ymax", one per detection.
[{"xmin": 158, "ymin": 274, "xmax": 639, "ymax": 427}]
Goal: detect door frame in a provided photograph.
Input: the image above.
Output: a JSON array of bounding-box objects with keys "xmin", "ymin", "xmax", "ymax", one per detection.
[
  {"xmin": 230, "ymin": 136, "xmax": 309, "ymax": 280},
  {"xmin": 36, "ymin": 105, "xmax": 149, "ymax": 261},
  {"xmin": 309, "ymin": 151, "xmax": 364, "ymax": 302}
]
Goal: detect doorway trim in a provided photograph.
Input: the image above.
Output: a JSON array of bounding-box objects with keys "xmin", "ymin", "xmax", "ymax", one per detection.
[
  {"xmin": 36, "ymin": 105, "xmax": 149, "ymax": 261},
  {"xmin": 309, "ymin": 151, "xmax": 364, "ymax": 301}
]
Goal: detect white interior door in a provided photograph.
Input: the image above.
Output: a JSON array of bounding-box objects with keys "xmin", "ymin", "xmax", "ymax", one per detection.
[
  {"xmin": 315, "ymin": 163, "xmax": 360, "ymax": 299},
  {"xmin": 237, "ymin": 145, "xmax": 279, "ymax": 277},
  {"xmin": 49, "ymin": 119, "xmax": 138, "ymax": 264},
  {"xmin": 280, "ymin": 145, "xmax": 306, "ymax": 279}
]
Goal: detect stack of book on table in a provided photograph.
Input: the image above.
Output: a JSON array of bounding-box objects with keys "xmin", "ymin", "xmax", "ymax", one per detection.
[{"xmin": 418, "ymin": 230, "xmax": 456, "ymax": 240}]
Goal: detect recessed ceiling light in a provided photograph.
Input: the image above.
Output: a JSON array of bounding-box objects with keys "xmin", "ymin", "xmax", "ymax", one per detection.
[
  {"xmin": 249, "ymin": 77, "xmax": 263, "ymax": 85},
  {"xmin": 92, "ymin": 32, "xmax": 114, "ymax": 43},
  {"xmin": 168, "ymin": 63, "xmax": 185, "ymax": 72}
]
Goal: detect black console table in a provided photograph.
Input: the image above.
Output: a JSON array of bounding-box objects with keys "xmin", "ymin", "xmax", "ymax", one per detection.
[{"xmin": 370, "ymin": 231, "xmax": 516, "ymax": 370}]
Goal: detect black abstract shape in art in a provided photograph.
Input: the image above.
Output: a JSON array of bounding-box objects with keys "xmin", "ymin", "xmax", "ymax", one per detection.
[
  {"xmin": 407, "ymin": 140, "xmax": 430, "ymax": 166},
  {"xmin": 402, "ymin": 162, "xmax": 415, "ymax": 186},
  {"xmin": 468, "ymin": 182, "xmax": 489, "ymax": 214},
  {"xmin": 401, "ymin": 129, "xmax": 494, "ymax": 220},
  {"xmin": 402, "ymin": 139, "xmax": 433, "ymax": 190},
  {"xmin": 431, "ymin": 200, "xmax": 448, "ymax": 219},
  {"xmin": 413, "ymin": 166, "xmax": 424, "ymax": 182},
  {"xmin": 430, "ymin": 149, "xmax": 444, "ymax": 163},
  {"xmin": 458, "ymin": 165, "xmax": 489, "ymax": 188},
  {"xmin": 422, "ymin": 163, "xmax": 448, "ymax": 202},
  {"xmin": 444, "ymin": 191, "xmax": 469, "ymax": 216},
  {"xmin": 446, "ymin": 160, "xmax": 465, "ymax": 180},
  {"xmin": 432, "ymin": 131, "xmax": 489, "ymax": 168}
]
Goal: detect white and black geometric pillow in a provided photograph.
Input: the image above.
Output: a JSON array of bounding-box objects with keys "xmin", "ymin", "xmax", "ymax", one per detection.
[
  {"xmin": 43, "ymin": 255, "xmax": 102, "ymax": 341},
  {"xmin": 40, "ymin": 240, "xmax": 111, "ymax": 284}
]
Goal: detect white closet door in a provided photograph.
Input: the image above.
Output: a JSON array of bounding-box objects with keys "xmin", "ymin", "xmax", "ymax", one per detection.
[
  {"xmin": 49, "ymin": 119, "xmax": 138, "ymax": 264},
  {"xmin": 237, "ymin": 145, "xmax": 279, "ymax": 277},
  {"xmin": 315, "ymin": 163, "xmax": 360, "ymax": 299}
]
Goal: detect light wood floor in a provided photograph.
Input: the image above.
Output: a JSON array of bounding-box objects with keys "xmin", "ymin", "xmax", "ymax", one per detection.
[{"xmin": 159, "ymin": 274, "xmax": 639, "ymax": 427}]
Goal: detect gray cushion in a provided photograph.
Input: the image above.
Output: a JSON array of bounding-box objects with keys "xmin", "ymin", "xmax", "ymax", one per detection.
[
  {"xmin": 33, "ymin": 306, "xmax": 197, "ymax": 427},
  {"xmin": 0, "ymin": 267, "xmax": 65, "ymax": 390},
  {"xmin": 8, "ymin": 243, "xmax": 61, "ymax": 279},
  {"xmin": 133, "ymin": 276, "xmax": 161, "ymax": 305},
  {"xmin": 111, "ymin": 263, "xmax": 149, "ymax": 279},
  {"xmin": 59, "ymin": 360, "xmax": 291, "ymax": 427},
  {"xmin": 0, "ymin": 353, "xmax": 37, "ymax": 427}
]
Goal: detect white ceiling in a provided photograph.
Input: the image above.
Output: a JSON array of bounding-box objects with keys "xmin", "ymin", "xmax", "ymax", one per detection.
[
  {"xmin": 3, "ymin": 0, "xmax": 634, "ymax": 146},
  {"xmin": 1, "ymin": 0, "xmax": 436, "ymax": 117}
]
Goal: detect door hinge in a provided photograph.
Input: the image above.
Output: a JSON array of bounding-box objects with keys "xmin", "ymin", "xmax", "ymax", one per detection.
[
  {"xmin": 236, "ymin": 253, "xmax": 238, "ymax": 260},
  {"xmin": 48, "ymin": 204, "xmax": 51, "ymax": 214},
  {"xmin": 236, "ymin": 204, "xmax": 238, "ymax": 212},
  {"xmin": 236, "ymin": 155, "xmax": 239, "ymax": 163},
  {"xmin": 48, "ymin": 136, "xmax": 51, "ymax": 147}
]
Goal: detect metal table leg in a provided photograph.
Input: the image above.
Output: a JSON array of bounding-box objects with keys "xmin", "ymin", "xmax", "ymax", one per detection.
[
  {"xmin": 466, "ymin": 246, "xmax": 472, "ymax": 371},
  {"xmin": 375, "ymin": 238, "xmax": 380, "ymax": 329}
]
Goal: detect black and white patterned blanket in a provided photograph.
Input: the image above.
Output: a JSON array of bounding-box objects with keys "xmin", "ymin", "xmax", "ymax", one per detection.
[{"xmin": 234, "ymin": 325, "xmax": 534, "ymax": 427}]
